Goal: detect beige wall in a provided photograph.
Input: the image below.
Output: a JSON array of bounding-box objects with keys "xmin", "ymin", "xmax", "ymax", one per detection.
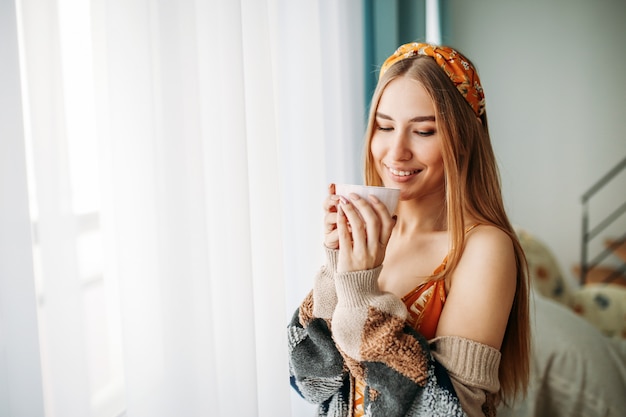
[{"xmin": 444, "ymin": 0, "xmax": 626, "ymax": 285}]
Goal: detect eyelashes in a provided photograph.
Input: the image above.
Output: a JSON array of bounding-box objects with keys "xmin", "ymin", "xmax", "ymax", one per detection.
[{"xmin": 376, "ymin": 126, "xmax": 435, "ymax": 137}]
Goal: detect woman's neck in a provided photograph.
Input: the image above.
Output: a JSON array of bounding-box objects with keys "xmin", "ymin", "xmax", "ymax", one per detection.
[{"xmin": 394, "ymin": 196, "xmax": 447, "ymax": 235}]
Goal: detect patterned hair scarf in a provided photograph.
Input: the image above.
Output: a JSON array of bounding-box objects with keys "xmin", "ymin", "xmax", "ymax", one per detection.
[{"xmin": 380, "ymin": 42, "xmax": 486, "ymax": 117}]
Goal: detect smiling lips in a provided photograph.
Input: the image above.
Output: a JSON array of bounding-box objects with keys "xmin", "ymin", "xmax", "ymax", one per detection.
[{"xmin": 387, "ymin": 165, "xmax": 421, "ymax": 177}]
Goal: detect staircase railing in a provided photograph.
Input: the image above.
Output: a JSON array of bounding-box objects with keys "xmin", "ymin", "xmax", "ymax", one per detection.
[{"xmin": 580, "ymin": 156, "xmax": 626, "ymax": 285}]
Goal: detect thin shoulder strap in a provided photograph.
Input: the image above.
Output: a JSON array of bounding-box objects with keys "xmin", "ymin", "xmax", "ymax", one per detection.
[{"xmin": 433, "ymin": 224, "xmax": 482, "ymax": 276}]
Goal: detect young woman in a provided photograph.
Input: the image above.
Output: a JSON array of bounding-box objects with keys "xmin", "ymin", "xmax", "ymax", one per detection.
[{"xmin": 288, "ymin": 43, "xmax": 530, "ymax": 417}]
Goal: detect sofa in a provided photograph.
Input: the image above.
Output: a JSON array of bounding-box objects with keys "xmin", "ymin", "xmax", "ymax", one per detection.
[
  {"xmin": 498, "ymin": 229, "xmax": 626, "ymax": 417},
  {"xmin": 516, "ymin": 228, "xmax": 626, "ymax": 340}
]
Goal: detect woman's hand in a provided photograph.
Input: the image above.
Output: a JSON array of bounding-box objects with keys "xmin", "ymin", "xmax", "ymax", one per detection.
[
  {"xmin": 336, "ymin": 193, "xmax": 396, "ymax": 273},
  {"xmin": 323, "ymin": 183, "xmax": 340, "ymax": 249}
]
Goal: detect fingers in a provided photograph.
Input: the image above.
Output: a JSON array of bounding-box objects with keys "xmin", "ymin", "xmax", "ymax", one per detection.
[
  {"xmin": 336, "ymin": 203, "xmax": 352, "ymax": 252},
  {"xmin": 324, "ymin": 210, "xmax": 339, "ymax": 248},
  {"xmin": 345, "ymin": 194, "xmax": 382, "ymax": 251},
  {"xmin": 324, "ymin": 211, "xmax": 337, "ymax": 232},
  {"xmin": 335, "ymin": 190, "xmax": 398, "ymax": 272},
  {"xmin": 338, "ymin": 196, "xmax": 367, "ymax": 254},
  {"xmin": 323, "ymin": 184, "xmax": 341, "ymax": 249},
  {"xmin": 323, "ymin": 194, "xmax": 339, "ymax": 213},
  {"xmin": 323, "ymin": 183, "xmax": 338, "ymax": 211},
  {"xmin": 367, "ymin": 195, "xmax": 396, "ymax": 245}
]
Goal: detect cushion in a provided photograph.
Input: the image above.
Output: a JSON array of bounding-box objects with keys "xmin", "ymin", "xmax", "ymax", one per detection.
[
  {"xmin": 498, "ymin": 292, "xmax": 626, "ymax": 417},
  {"xmin": 515, "ymin": 228, "xmax": 573, "ymax": 306},
  {"xmin": 570, "ymin": 283, "xmax": 626, "ymax": 339}
]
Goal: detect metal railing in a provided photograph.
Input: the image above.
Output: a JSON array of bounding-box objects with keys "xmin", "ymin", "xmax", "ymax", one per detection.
[{"xmin": 580, "ymin": 156, "xmax": 626, "ymax": 285}]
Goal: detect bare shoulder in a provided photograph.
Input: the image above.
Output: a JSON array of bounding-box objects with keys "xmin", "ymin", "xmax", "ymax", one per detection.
[
  {"xmin": 453, "ymin": 225, "xmax": 516, "ymax": 281},
  {"xmin": 465, "ymin": 225, "xmax": 513, "ymax": 254},
  {"xmin": 437, "ymin": 224, "xmax": 517, "ymax": 349}
]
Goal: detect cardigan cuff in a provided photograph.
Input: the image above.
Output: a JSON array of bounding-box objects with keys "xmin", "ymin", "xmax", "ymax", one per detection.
[
  {"xmin": 430, "ymin": 335, "xmax": 501, "ymax": 392},
  {"xmin": 312, "ymin": 247, "xmax": 340, "ymax": 319},
  {"xmin": 323, "ymin": 246, "xmax": 339, "ymax": 271},
  {"xmin": 334, "ymin": 266, "xmax": 384, "ymax": 308}
]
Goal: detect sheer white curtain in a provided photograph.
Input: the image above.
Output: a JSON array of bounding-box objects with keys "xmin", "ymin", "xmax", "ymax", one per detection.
[
  {"xmin": 0, "ymin": 1, "xmax": 45, "ymax": 416},
  {"xmin": 3, "ymin": 0, "xmax": 363, "ymax": 416}
]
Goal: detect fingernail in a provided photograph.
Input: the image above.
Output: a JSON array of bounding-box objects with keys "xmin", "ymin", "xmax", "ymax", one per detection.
[
  {"xmin": 349, "ymin": 193, "xmax": 360, "ymax": 200},
  {"xmin": 339, "ymin": 196, "xmax": 349, "ymax": 205},
  {"xmin": 368, "ymin": 195, "xmax": 380, "ymax": 203}
]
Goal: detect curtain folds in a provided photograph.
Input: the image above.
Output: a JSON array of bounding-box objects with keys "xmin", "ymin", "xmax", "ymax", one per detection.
[
  {"xmin": 0, "ymin": 1, "xmax": 45, "ymax": 416},
  {"xmin": 7, "ymin": 0, "xmax": 364, "ymax": 416}
]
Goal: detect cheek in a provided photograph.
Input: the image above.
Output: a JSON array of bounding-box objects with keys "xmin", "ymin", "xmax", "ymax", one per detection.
[
  {"xmin": 368, "ymin": 138, "xmax": 386, "ymax": 178},
  {"xmin": 370, "ymin": 134, "xmax": 380, "ymax": 149},
  {"xmin": 422, "ymin": 141, "xmax": 443, "ymax": 165},
  {"xmin": 369, "ymin": 136, "xmax": 384, "ymax": 161},
  {"xmin": 431, "ymin": 155, "xmax": 446, "ymax": 180}
]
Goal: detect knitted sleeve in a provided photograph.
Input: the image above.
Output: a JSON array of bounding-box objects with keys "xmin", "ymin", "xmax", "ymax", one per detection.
[
  {"xmin": 430, "ymin": 336, "xmax": 501, "ymax": 417},
  {"xmin": 287, "ymin": 248, "xmax": 351, "ymax": 413},
  {"xmin": 312, "ymin": 247, "xmax": 339, "ymax": 319},
  {"xmin": 331, "ymin": 267, "xmax": 467, "ymax": 417}
]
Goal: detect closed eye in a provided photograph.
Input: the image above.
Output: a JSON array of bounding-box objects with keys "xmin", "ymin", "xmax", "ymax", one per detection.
[
  {"xmin": 377, "ymin": 126, "xmax": 394, "ymax": 132},
  {"xmin": 415, "ymin": 130, "xmax": 435, "ymax": 137}
]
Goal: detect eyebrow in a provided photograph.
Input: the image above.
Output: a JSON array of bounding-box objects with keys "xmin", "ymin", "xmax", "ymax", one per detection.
[{"xmin": 376, "ymin": 112, "xmax": 436, "ymax": 122}]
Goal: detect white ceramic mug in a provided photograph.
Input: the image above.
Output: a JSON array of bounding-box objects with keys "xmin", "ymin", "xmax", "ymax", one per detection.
[{"xmin": 335, "ymin": 184, "xmax": 400, "ymax": 215}]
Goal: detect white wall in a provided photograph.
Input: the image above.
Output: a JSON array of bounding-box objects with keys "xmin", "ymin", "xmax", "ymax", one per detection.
[{"xmin": 444, "ymin": 0, "xmax": 626, "ymax": 285}]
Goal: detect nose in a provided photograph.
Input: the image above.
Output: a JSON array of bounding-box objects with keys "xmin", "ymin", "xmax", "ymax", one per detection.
[{"xmin": 388, "ymin": 130, "xmax": 412, "ymax": 161}]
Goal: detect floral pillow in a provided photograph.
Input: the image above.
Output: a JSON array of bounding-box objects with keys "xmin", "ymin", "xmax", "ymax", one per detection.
[
  {"xmin": 515, "ymin": 228, "xmax": 573, "ymax": 306},
  {"xmin": 570, "ymin": 283, "xmax": 626, "ymax": 339},
  {"xmin": 515, "ymin": 227, "xmax": 626, "ymax": 340}
]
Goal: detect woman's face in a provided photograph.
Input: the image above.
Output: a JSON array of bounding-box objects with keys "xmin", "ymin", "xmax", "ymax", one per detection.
[{"xmin": 370, "ymin": 76, "xmax": 445, "ymax": 202}]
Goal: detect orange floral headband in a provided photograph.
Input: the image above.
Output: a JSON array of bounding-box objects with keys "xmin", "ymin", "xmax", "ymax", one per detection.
[{"xmin": 380, "ymin": 42, "xmax": 486, "ymax": 117}]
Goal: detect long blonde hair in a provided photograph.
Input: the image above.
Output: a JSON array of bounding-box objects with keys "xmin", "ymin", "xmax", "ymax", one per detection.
[{"xmin": 364, "ymin": 55, "xmax": 530, "ymax": 404}]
